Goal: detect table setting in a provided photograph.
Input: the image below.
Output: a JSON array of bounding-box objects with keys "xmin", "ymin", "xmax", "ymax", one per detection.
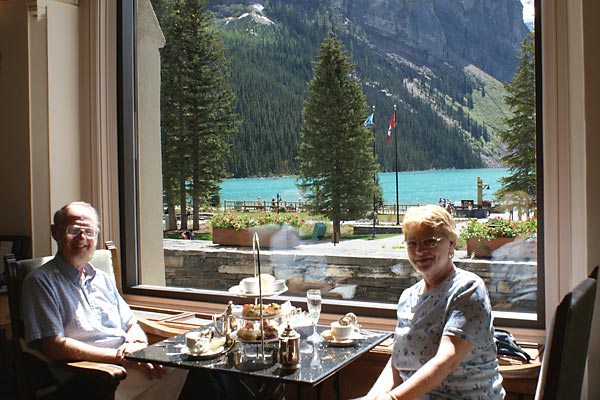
[{"xmin": 125, "ymin": 233, "xmax": 392, "ymax": 397}]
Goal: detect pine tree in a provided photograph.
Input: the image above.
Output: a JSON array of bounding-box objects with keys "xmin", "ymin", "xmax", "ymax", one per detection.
[
  {"xmin": 155, "ymin": 0, "xmax": 239, "ymax": 230},
  {"xmin": 495, "ymin": 32, "xmax": 536, "ymax": 216},
  {"xmin": 298, "ymin": 35, "xmax": 380, "ymax": 242}
]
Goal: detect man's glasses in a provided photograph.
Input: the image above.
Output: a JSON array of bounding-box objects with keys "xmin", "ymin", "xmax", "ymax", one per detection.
[
  {"xmin": 62, "ymin": 225, "xmax": 98, "ymax": 239},
  {"xmin": 404, "ymin": 237, "xmax": 443, "ymax": 249}
]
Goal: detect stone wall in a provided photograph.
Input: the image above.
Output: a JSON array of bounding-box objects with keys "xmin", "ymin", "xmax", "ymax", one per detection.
[{"xmin": 164, "ymin": 244, "xmax": 537, "ymax": 313}]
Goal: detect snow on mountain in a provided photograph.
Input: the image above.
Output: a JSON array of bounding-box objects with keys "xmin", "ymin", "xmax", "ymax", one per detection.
[{"xmin": 521, "ymin": 0, "xmax": 534, "ymax": 30}]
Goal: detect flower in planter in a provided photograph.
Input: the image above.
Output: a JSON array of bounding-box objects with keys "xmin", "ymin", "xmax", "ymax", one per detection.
[
  {"xmin": 459, "ymin": 217, "xmax": 537, "ymax": 241},
  {"xmin": 210, "ymin": 212, "xmax": 304, "ymax": 231}
]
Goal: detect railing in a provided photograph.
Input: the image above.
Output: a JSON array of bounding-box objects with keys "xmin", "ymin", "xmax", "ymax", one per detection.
[
  {"xmin": 223, "ymin": 200, "xmax": 308, "ymax": 213},
  {"xmin": 376, "ymin": 204, "xmax": 422, "ymax": 215},
  {"xmin": 223, "ymin": 200, "xmax": 421, "ymax": 215}
]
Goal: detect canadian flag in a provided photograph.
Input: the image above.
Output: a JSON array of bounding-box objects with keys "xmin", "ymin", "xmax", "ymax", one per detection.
[{"xmin": 386, "ymin": 112, "xmax": 396, "ymax": 142}]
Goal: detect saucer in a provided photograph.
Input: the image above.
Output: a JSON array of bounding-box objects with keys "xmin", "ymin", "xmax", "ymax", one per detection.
[
  {"xmin": 325, "ymin": 339, "xmax": 355, "ymax": 347},
  {"xmin": 228, "ymin": 284, "xmax": 288, "ymax": 297},
  {"xmin": 184, "ymin": 343, "xmax": 229, "ymax": 360}
]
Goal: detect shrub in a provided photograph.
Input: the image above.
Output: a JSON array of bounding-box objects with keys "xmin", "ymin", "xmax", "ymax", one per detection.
[
  {"xmin": 210, "ymin": 212, "xmax": 304, "ymax": 230},
  {"xmin": 459, "ymin": 217, "xmax": 537, "ymax": 241}
]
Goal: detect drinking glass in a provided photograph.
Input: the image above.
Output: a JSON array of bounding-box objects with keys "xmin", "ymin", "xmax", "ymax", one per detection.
[{"xmin": 306, "ymin": 289, "xmax": 322, "ymax": 344}]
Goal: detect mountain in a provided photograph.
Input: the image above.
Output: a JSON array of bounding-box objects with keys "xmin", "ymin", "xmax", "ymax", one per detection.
[{"xmin": 206, "ymin": 0, "xmax": 530, "ymax": 177}]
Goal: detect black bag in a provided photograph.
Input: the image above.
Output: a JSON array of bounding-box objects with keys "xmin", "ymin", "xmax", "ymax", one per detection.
[{"xmin": 494, "ymin": 328, "xmax": 531, "ymax": 363}]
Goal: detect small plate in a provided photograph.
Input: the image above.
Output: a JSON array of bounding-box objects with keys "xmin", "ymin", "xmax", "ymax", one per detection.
[
  {"xmin": 325, "ymin": 339, "xmax": 356, "ymax": 347},
  {"xmin": 228, "ymin": 285, "xmax": 288, "ymax": 297},
  {"xmin": 184, "ymin": 343, "xmax": 229, "ymax": 360}
]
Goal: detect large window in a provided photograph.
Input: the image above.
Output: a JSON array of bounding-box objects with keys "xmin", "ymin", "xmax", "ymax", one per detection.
[{"xmin": 119, "ymin": 0, "xmax": 543, "ymax": 327}]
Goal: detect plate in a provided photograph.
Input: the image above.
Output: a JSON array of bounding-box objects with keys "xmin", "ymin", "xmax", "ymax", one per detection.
[
  {"xmin": 228, "ymin": 284, "xmax": 288, "ymax": 297},
  {"xmin": 231, "ymin": 331, "xmax": 280, "ymax": 344},
  {"xmin": 184, "ymin": 343, "xmax": 231, "ymax": 360},
  {"xmin": 325, "ymin": 339, "xmax": 356, "ymax": 347}
]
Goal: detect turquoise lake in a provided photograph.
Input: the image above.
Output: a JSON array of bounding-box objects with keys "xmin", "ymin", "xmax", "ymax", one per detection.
[{"xmin": 220, "ymin": 168, "xmax": 508, "ymax": 205}]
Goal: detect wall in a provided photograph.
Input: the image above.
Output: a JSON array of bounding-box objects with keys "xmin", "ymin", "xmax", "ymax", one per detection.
[
  {"xmin": 0, "ymin": 1, "xmax": 32, "ymax": 249},
  {"xmin": 0, "ymin": 0, "xmax": 90, "ymax": 257},
  {"xmin": 137, "ymin": 0, "xmax": 168, "ymax": 285},
  {"xmin": 163, "ymin": 244, "xmax": 538, "ymax": 312},
  {"xmin": 582, "ymin": 0, "xmax": 600, "ymax": 396}
]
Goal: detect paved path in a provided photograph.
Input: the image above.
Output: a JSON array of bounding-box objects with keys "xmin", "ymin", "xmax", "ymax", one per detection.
[{"xmin": 165, "ymin": 232, "xmax": 469, "ymax": 260}]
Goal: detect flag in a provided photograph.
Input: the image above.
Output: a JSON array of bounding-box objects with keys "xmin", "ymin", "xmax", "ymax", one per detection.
[
  {"xmin": 364, "ymin": 113, "xmax": 374, "ymax": 126},
  {"xmin": 386, "ymin": 112, "xmax": 396, "ymax": 142}
]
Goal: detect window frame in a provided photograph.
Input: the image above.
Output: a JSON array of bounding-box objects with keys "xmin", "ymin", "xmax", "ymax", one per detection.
[{"xmin": 117, "ymin": 0, "xmax": 545, "ymax": 329}]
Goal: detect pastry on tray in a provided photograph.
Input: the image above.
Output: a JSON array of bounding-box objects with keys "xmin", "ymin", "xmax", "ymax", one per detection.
[
  {"xmin": 236, "ymin": 321, "xmax": 279, "ymax": 341},
  {"xmin": 241, "ymin": 302, "xmax": 282, "ymax": 318}
]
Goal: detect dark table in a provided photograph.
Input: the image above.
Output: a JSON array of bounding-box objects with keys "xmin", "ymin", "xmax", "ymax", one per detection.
[{"xmin": 126, "ymin": 325, "xmax": 391, "ymax": 399}]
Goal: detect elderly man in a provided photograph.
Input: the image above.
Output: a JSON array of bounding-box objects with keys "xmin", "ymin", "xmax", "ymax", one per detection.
[{"xmin": 21, "ymin": 201, "xmax": 187, "ymax": 399}]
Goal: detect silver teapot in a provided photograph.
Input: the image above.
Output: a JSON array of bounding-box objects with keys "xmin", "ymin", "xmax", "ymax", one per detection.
[
  {"xmin": 278, "ymin": 324, "xmax": 300, "ymax": 370},
  {"xmin": 213, "ymin": 301, "xmax": 238, "ymax": 345}
]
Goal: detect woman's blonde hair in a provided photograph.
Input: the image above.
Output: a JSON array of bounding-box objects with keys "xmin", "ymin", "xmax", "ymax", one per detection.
[{"xmin": 402, "ymin": 205, "xmax": 457, "ymax": 242}]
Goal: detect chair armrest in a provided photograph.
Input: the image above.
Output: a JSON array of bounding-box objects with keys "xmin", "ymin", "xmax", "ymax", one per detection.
[
  {"xmin": 65, "ymin": 361, "xmax": 127, "ymax": 382},
  {"xmin": 21, "ymin": 338, "xmax": 126, "ymax": 383}
]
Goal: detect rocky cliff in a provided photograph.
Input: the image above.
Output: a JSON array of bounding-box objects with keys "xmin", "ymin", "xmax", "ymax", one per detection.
[{"xmin": 332, "ymin": 0, "xmax": 529, "ymax": 81}]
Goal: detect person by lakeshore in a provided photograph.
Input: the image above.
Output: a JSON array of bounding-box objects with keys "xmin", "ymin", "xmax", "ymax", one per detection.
[
  {"xmin": 182, "ymin": 230, "xmax": 193, "ymax": 240},
  {"xmin": 21, "ymin": 201, "xmax": 188, "ymax": 399},
  {"xmin": 360, "ymin": 205, "xmax": 504, "ymax": 399}
]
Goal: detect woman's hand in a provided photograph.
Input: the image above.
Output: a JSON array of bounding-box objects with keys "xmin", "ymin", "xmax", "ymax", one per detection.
[{"xmin": 364, "ymin": 392, "xmax": 397, "ymax": 400}]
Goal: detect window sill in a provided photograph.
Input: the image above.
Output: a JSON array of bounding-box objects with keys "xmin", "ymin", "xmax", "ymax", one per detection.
[{"xmin": 124, "ymin": 293, "xmax": 545, "ymax": 341}]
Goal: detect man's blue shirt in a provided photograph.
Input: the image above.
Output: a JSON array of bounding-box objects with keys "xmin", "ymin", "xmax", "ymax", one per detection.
[{"xmin": 22, "ymin": 255, "xmax": 135, "ymax": 349}]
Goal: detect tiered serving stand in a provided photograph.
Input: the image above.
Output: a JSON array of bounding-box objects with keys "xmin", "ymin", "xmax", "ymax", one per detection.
[{"xmin": 227, "ymin": 232, "xmax": 288, "ymax": 369}]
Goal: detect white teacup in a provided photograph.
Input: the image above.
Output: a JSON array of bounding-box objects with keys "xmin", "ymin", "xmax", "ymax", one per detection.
[
  {"xmin": 240, "ymin": 277, "xmax": 259, "ymax": 294},
  {"xmin": 330, "ymin": 321, "xmax": 354, "ymax": 341},
  {"xmin": 185, "ymin": 332, "xmax": 209, "ymax": 354}
]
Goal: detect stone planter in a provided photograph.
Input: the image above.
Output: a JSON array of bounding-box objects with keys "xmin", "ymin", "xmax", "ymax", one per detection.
[
  {"xmin": 212, "ymin": 227, "xmax": 300, "ymax": 248},
  {"xmin": 466, "ymin": 237, "xmax": 516, "ymax": 258}
]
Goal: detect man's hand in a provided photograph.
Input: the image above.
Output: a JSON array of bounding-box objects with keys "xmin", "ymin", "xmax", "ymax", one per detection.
[
  {"xmin": 118, "ymin": 342, "xmax": 168, "ymax": 380},
  {"xmin": 122, "ymin": 358, "xmax": 168, "ymax": 379}
]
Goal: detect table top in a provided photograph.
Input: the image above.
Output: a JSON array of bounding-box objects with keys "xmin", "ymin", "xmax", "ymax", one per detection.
[{"xmin": 126, "ymin": 325, "xmax": 391, "ymax": 387}]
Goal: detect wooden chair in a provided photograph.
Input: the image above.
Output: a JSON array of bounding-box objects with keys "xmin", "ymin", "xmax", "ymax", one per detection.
[
  {"xmin": 4, "ymin": 249, "xmax": 127, "ymax": 400},
  {"xmin": 534, "ymin": 266, "xmax": 598, "ymax": 400}
]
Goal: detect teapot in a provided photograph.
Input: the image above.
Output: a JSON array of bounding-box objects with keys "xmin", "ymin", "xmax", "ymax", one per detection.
[
  {"xmin": 278, "ymin": 324, "xmax": 300, "ymax": 370},
  {"xmin": 213, "ymin": 301, "xmax": 238, "ymax": 345}
]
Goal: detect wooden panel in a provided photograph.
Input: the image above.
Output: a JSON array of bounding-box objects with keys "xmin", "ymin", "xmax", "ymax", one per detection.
[{"xmin": 0, "ymin": 293, "xmax": 9, "ymax": 328}]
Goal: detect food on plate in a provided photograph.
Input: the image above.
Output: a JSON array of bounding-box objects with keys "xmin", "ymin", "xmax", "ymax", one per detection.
[
  {"xmin": 320, "ymin": 329, "xmax": 334, "ymax": 340},
  {"xmin": 259, "ymin": 273, "xmax": 276, "ymax": 287},
  {"xmin": 208, "ymin": 336, "xmax": 226, "ymax": 350},
  {"xmin": 241, "ymin": 302, "xmax": 282, "ymax": 318},
  {"xmin": 237, "ymin": 321, "xmax": 279, "ymax": 341}
]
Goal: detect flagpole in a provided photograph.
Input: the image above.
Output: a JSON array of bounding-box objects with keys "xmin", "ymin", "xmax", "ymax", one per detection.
[
  {"xmin": 394, "ymin": 105, "xmax": 399, "ymax": 225},
  {"xmin": 371, "ymin": 106, "xmax": 376, "ymax": 240}
]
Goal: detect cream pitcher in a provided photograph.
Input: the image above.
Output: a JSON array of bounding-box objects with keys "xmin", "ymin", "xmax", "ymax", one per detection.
[
  {"xmin": 278, "ymin": 324, "xmax": 300, "ymax": 370},
  {"xmin": 213, "ymin": 301, "xmax": 238, "ymax": 346}
]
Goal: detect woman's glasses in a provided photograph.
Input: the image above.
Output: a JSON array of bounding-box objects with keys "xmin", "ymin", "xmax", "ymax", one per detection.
[
  {"xmin": 404, "ymin": 237, "xmax": 443, "ymax": 249},
  {"xmin": 61, "ymin": 225, "xmax": 98, "ymax": 239}
]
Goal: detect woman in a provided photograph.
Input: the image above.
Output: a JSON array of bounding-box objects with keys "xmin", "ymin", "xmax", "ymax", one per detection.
[{"xmin": 364, "ymin": 205, "xmax": 504, "ymax": 399}]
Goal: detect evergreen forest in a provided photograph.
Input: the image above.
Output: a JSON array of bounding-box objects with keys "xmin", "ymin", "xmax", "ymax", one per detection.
[{"xmin": 205, "ymin": 0, "xmax": 521, "ymax": 178}]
